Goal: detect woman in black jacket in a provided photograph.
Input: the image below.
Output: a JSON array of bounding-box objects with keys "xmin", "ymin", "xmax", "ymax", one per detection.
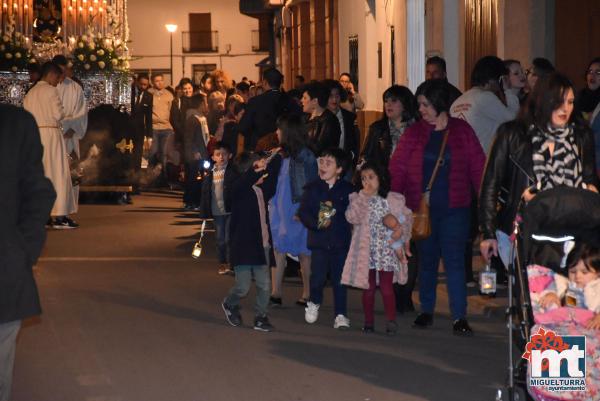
[
  {"xmin": 360, "ymin": 85, "xmax": 417, "ymax": 169},
  {"xmin": 480, "ymin": 72, "xmax": 599, "ymax": 266}
]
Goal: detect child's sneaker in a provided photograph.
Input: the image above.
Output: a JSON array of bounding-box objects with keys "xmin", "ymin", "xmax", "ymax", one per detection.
[
  {"xmin": 219, "ymin": 264, "xmax": 235, "ymax": 275},
  {"xmin": 333, "ymin": 314, "xmax": 350, "ymax": 329},
  {"xmin": 362, "ymin": 325, "xmax": 374, "ymax": 333},
  {"xmin": 386, "ymin": 320, "xmax": 398, "ymax": 336},
  {"xmin": 253, "ymin": 315, "xmax": 274, "ymax": 332},
  {"xmin": 221, "ymin": 300, "xmax": 242, "ymax": 327},
  {"xmin": 305, "ymin": 302, "xmax": 320, "ymax": 323},
  {"xmin": 269, "ymin": 296, "xmax": 282, "ymax": 307}
]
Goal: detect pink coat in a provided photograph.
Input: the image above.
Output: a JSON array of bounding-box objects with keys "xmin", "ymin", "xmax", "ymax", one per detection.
[
  {"xmin": 341, "ymin": 191, "xmax": 413, "ymax": 290},
  {"xmin": 389, "ymin": 117, "xmax": 485, "ymax": 211}
]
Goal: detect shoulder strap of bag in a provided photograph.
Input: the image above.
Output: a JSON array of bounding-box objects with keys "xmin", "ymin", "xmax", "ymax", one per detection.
[{"xmin": 425, "ymin": 130, "xmax": 449, "ymax": 192}]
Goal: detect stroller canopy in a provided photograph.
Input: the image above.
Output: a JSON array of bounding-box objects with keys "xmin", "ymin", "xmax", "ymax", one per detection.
[{"xmin": 521, "ymin": 186, "xmax": 600, "ymax": 271}]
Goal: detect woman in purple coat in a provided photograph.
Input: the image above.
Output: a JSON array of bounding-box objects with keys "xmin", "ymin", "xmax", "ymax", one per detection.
[{"xmin": 389, "ymin": 79, "xmax": 485, "ymax": 336}]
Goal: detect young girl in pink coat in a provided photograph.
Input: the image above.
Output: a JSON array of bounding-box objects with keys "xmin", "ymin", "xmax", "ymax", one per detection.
[{"xmin": 342, "ymin": 162, "xmax": 413, "ymax": 335}]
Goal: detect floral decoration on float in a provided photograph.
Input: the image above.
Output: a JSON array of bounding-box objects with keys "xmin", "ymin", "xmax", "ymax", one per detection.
[{"xmin": 0, "ymin": 16, "xmax": 34, "ymax": 72}]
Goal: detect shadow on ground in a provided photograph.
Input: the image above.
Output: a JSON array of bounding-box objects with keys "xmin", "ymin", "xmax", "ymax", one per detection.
[{"xmin": 268, "ymin": 339, "xmax": 500, "ymax": 399}]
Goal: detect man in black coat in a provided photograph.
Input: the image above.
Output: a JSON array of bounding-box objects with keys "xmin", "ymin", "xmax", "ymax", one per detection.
[
  {"xmin": 425, "ymin": 56, "xmax": 462, "ymax": 105},
  {"xmin": 238, "ymin": 68, "xmax": 301, "ymax": 151},
  {"xmin": 131, "ymin": 73, "xmax": 153, "ymax": 182},
  {"xmin": 324, "ymin": 79, "xmax": 360, "ymax": 165},
  {"xmin": 0, "ymin": 105, "xmax": 55, "ymax": 401}
]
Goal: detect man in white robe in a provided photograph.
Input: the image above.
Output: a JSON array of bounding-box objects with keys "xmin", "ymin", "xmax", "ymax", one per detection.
[
  {"xmin": 53, "ymin": 55, "xmax": 88, "ymax": 210},
  {"xmin": 23, "ymin": 62, "xmax": 78, "ymax": 229}
]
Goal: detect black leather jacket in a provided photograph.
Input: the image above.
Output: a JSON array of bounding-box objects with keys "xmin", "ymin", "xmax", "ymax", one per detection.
[
  {"xmin": 479, "ymin": 120, "xmax": 599, "ymax": 240},
  {"xmin": 307, "ymin": 109, "xmax": 341, "ymax": 156},
  {"xmin": 361, "ymin": 118, "xmax": 391, "ymax": 167}
]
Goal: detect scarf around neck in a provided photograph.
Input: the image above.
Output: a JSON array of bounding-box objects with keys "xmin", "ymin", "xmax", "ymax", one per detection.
[{"xmin": 531, "ymin": 124, "xmax": 583, "ymax": 190}]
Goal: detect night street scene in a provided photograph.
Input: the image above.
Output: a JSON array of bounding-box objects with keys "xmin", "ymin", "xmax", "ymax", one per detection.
[{"xmin": 1, "ymin": 1, "xmax": 600, "ymax": 401}]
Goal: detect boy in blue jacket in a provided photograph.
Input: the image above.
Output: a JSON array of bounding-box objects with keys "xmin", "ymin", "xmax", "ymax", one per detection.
[{"xmin": 298, "ymin": 148, "xmax": 354, "ymax": 329}]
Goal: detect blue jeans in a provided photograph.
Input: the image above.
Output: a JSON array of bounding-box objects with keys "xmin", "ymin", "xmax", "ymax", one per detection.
[
  {"xmin": 310, "ymin": 249, "xmax": 348, "ymax": 317},
  {"xmin": 0, "ymin": 320, "xmax": 20, "ymax": 401},
  {"xmin": 225, "ymin": 260, "xmax": 271, "ymax": 317},
  {"xmin": 417, "ymin": 208, "xmax": 470, "ymax": 320},
  {"xmin": 150, "ymin": 129, "xmax": 173, "ymax": 167},
  {"xmin": 213, "ymin": 214, "xmax": 231, "ymax": 264}
]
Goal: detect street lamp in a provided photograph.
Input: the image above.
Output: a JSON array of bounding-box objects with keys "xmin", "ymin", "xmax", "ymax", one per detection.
[{"xmin": 165, "ymin": 24, "xmax": 178, "ymax": 85}]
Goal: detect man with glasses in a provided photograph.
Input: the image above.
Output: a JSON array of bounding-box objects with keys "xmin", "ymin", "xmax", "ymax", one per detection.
[{"xmin": 339, "ymin": 73, "xmax": 364, "ymax": 113}]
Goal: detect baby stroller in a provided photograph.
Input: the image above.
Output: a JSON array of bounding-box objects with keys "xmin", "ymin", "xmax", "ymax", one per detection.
[{"xmin": 497, "ymin": 186, "xmax": 600, "ymax": 401}]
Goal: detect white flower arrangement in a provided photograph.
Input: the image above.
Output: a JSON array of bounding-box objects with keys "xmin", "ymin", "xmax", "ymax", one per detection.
[
  {"xmin": 0, "ymin": 15, "xmax": 32, "ymax": 71},
  {"xmin": 71, "ymin": 27, "xmax": 129, "ymax": 74}
]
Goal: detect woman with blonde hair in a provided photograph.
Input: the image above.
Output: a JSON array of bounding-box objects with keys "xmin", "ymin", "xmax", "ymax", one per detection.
[{"xmin": 210, "ymin": 69, "xmax": 232, "ymax": 95}]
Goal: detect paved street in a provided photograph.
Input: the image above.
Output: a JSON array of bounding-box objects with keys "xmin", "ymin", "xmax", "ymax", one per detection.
[{"xmin": 13, "ymin": 191, "xmax": 508, "ymax": 401}]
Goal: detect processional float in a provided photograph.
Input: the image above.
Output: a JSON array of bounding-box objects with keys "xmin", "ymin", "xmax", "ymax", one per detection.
[{"xmin": 1, "ymin": 0, "xmax": 136, "ymax": 192}]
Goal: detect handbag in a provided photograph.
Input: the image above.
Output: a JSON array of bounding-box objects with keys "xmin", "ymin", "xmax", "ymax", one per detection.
[{"xmin": 411, "ymin": 130, "xmax": 449, "ymax": 241}]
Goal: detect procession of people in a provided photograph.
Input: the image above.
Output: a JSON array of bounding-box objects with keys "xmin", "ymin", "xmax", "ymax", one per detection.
[{"xmin": 2, "ymin": 51, "xmax": 600, "ymax": 401}]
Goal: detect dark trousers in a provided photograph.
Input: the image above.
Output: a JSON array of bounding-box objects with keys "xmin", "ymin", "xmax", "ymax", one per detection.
[
  {"xmin": 363, "ymin": 270, "xmax": 396, "ymax": 326},
  {"xmin": 394, "ymin": 241, "xmax": 418, "ymax": 312},
  {"xmin": 464, "ymin": 198, "xmax": 478, "ymax": 282},
  {"xmin": 213, "ymin": 214, "xmax": 231, "ymax": 264},
  {"xmin": 417, "ymin": 208, "xmax": 470, "ymax": 320},
  {"xmin": 309, "ymin": 249, "xmax": 347, "ymax": 317},
  {"xmin": 183, "ymin": 161, "xmax": 202, "ymax": 206}
]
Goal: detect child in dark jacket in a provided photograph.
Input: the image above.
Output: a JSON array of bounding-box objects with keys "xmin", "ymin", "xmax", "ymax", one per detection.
[
  {"xmin": 199, "ymin": 141, "xmax": 240, "ymax": 275},
  {"xmin": 221, "ymin": 151, "xmax": 281, "ymax": 332},
  {"xmin": 298, "ymin": 148, "xmax": 354, "ymax": 329}
]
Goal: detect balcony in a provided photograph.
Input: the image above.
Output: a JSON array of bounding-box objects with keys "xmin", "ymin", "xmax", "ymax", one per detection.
[
  {"xmin": 182, "ymin": 31, "xmax": 219, "ymax": 53},
  {"xmin": 251, "ymin": 29, "xmax": 270, "ymax": 52}
]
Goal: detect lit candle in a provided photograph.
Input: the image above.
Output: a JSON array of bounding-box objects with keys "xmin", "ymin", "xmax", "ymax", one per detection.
[
  {"xmin": 78, "ymin": 5, "xmax": 82, "ymax": 35},
  {"xmin": 23, "ymin": 2, "xmax": 28, "ymax": 37},
  {"xmin": 2, "ymin": 3, "xmax": 7, "ymax": 34},
  {"xmin": 98, "ymin": 6, "xmax": 103, "ymax": 35}
]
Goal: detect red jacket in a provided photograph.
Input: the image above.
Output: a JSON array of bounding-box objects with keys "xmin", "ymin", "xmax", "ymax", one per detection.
[{"xmin": 389, "ymin": 117, "xmax": 485, "ymax": 211}]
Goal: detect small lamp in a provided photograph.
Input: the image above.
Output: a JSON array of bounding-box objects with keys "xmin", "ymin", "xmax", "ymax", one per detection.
[
  {"xmin": 479, "ymin": 264, "xmax": 497, "ymax": 295},
  {"xmin": 191, "ymin": 220, "xmax": 207, "ymax": 259},
  {"xmin": 165, "ymin": 24, "xmax": 177, "ymax": 33}
]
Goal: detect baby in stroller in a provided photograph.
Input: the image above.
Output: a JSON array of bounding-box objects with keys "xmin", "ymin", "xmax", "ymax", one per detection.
[
  {"xmin": 531, "ymin": 241, "xmax": 600, "ymax": 329},
  {"xmin": 526, "ymin": 239, "xmax": 600, "ymax": 401}
]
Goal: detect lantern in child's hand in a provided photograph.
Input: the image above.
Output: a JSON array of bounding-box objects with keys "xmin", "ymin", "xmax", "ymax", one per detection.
[{"xmin": 191, "ymin": 220, "xmax": 207, "ymax": 259}]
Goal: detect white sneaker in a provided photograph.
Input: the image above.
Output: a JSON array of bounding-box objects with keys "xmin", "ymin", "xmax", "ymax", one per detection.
[
  {"xmin": 333, "ymin": 314, "xmax": 350, "ymax": 329},
  {"xmin": 305, "ymin": 302, "xmax": 320, "ymax": 324}
]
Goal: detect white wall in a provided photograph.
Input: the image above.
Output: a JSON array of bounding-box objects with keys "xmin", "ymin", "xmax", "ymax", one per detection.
[
  {"xmin": 443, "ymin": 0, "xmax": 461, "ymax": 89},
  {"xmin": 127, "ymin": 0, "xmax": 268, "ymax": 84},
  {"xmin": 338, "ymin": 0, "xmax": 406, "ymax": 111}
]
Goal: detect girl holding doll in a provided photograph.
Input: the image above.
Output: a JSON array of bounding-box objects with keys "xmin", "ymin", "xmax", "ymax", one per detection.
[{"xmin": 342, "ymin": 162, "xmax": 413, "ymax": 335}]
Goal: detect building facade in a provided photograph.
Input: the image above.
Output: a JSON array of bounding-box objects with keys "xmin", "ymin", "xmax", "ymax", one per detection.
[
  {"xmin": 128, "ymin": 0, "xmax": 270, "ymax": 85},
  {"xmin": 275, "ymin": 0, "xmax": 597, "ymax": 114}
]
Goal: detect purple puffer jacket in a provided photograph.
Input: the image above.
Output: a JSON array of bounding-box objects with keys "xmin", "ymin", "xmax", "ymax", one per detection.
[{"xmin": 389, "ymin": 117, "xmax": 485, "ymax": 211}]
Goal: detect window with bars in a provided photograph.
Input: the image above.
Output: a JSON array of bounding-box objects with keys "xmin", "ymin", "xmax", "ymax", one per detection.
[{"xmin": 349, "ymin": 35, "xmax": 359, "ymax": 91}]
